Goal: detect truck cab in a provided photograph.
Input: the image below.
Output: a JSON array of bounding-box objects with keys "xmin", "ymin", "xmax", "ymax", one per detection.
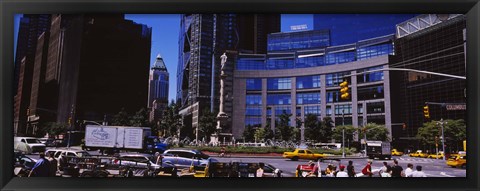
[
  {"xmin": 366, "ymin": 141, "xmax": 391, "ymax": 160},
  {"xmin": 144, "ymin": 136, "xmax": 168, "ymax": 154}
]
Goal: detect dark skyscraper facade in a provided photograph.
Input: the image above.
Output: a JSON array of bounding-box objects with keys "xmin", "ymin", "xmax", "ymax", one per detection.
[
  {"xmin": 14, "ymin": 14, "xmax": 152, "ymax": 136},
  {"xmin": 177, "ymin": 14, "xmax": 280, "ymax": 138},
  {"xmin": 389, "ymin": 14, "xmax": 466, "ymax": 151},
  {"xmin": 313, "ymin": 14, "xmax": 416, "ymax": 46},
  {"xmin": 13, "ymin": 14, "xmax": 51, "ymax": 136}
]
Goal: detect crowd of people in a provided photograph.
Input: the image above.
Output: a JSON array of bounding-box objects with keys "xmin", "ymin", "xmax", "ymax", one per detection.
[
  {"xmin": 28, "ymin": 152, "xmax": 65, "ymax": 177},
  {"xmin": 305, "ymin": 159, "xmax": 427, "ymax": 177}
]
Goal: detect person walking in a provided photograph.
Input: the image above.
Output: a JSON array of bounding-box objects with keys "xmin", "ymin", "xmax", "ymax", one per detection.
[
  {"xmin": 336, "ymin": 165, "xmax": 348, "ymax": 177},
  {"xmin": 28, "ymin": 152, "xmax": 50, "ymax": 177},
  {"xmin": 379, "ymin": 162, "xmax": 390, "ymax": 176},
  {"xmin": 362, "ymin": 161, "xmax": 373, "ymax": 177},
  {"xmin": 46, "ymin": 152, "xmax": 58, "ymax": 177},
  {"xmin": 405, "ymin": 163, "xmax": 414, "ymax": 177},
  {"xmin": 380, "ymin": 166, "xmax": 392, "ymax": 177},
  {"xmin": 347, "ymin": 160, "xmax": 356, "ymax": 177},
  {"xmin": 411, "ymin": 165, "xmax": 427, "ymax": 177},
  {"xmin": 391, "ymin": 159, "xmax": 404, "ymax": 177}
]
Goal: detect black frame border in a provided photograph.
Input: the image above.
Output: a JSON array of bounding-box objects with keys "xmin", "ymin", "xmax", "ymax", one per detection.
[{"xmin": 1, "ymin": 0, "xmax": 479, "ymax": 191}]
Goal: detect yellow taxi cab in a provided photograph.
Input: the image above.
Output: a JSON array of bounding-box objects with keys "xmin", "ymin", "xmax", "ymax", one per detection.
[
  {"xmin": 409, "ymin": 150, "xmax": 428, "ymax": 158},
  {"xmin": 283, "ymin": 149, "xmax": 326, "ymax": 161},
  {"xmin": 446, "ymin": 154, "xmax": 466, "ymax": 168},
  {"xmin": 427, "ymin": 151, "xmax": 444, "ymax": 159},
  {"xmin": 391, "ymin": 149, "xmax": 404, "ymax": 156}
]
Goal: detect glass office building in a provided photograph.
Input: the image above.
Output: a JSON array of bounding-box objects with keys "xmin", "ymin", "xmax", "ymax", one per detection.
[
  {"xmin": 313, "ymin": 14, "xmax": 416, "ymax": 46},
  {"xmin": 232, "ymin": 30, "xmax": 395, "ymax": 140}
]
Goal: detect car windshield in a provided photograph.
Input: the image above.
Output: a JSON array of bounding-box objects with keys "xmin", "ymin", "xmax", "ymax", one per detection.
[
  {"xmin": 448, "ymin": 156, "xmax": 457, "ymax": 160},
  {"xmin": 26, "ymin": 139, "xmax": 41, "ymax": 143}
]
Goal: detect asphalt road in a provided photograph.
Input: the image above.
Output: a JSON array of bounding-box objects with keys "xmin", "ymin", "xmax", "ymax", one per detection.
[
  {"xmin": 212, "ymin": 155, "xmax": 467, "ymax": 177},
  {"xmin": 26, "ymin": 148, "xmax": 466, "ymax": 178}
]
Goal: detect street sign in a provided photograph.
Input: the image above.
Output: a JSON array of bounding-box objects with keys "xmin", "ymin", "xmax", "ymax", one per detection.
[{"xmin": 446, "ymin": 104, "xmax": 466, "ymax": 111}]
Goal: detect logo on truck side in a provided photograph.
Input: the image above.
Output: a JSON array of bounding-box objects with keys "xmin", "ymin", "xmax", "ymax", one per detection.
[{"xmin": 92, "ymin": 128, "xmax": 110, "ymax": 140}]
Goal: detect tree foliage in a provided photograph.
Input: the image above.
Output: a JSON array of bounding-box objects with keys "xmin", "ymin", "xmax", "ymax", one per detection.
[
  {"xmin": 159, "ymin": 101, "xmax": 183, "ymax": 137},
  {"xmin": 318, "ymin": 117, "xmax": 334, "ymax": 143},
  {"xmin": 359, "ymin": 123, "xmax": 390, "ymax": 142},
  {"xmin": 242, "ymin": 125, "xmax": 255, "ymax": 142},
  {"xmin": 129, "ymin": 108, "xmax": 150, "ymax": 127},
  {"xmin": 332, "ymin": 125, "xmax": 357, "ymax": 142},
  {"xmin": 254, "ymin": 127, "xmax": 266, "ymax": 142},
  {"xmin": 416, "ymin": 119, "xmax": 466, "ymax": 148},
  {"xmin": 42, "ymin": 122, "xmax": 68, "ymax": 139},
  {"xmin": 275, "ymin": 112, "xmax": 294, "ymax": 141},
  {"xmin": 112, "ymin": 108, "xmax": 130, "ymax": 126},
  {"xmin": 198, "ymin": 108, "xmax": 217, "ymax": 142}
]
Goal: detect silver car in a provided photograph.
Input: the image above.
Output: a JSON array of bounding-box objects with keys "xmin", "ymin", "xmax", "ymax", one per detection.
[{"xmin": 162, "ymin": 149, "xmax": 214, "ymax": 169}]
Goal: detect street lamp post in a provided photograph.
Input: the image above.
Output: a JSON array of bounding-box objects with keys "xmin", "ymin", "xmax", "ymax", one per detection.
[
  {"xmin": 342, "ymin": 110, "xmax": 345, "ymax": 158},
  {"xmin": 437, "ymin": 118, "xmax": 447, "ymax": 161}
]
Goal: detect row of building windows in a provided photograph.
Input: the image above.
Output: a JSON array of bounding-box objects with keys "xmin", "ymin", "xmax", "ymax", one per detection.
[
  {"xmin": 357, "ymin": 66, "xmax": 384, "ymax": 83},
  {"xmin": 326, "ymin": 72, "xmax": 351, "ymax": 87},
  {"xmin": 357, "ymin": 43, "xmax": 394, "ymax": 60},
  {"xmin": 267, "ymin": 30, "xmax": 330, "ymax": 52},
  {"xmin": 246, "ymin": 94, "xmax": 262, "ymax": 105},
  {"xmin": 296, "ymin": 75, "xmax": 321, "ymax": 89},
  {"xmin": 297, "ymin": 92, "xmax": 321, "ymax": 105},
  {"xmin": 266, "ymin": 93, "xmax": 291, "ymax": 105},
  {"xmin": 266, "ymin": 58, "xmax": 295, "ymax": 70},
  {"xmin": 267, "ymin": 78, "xmax": 291, "ymax": 90}
]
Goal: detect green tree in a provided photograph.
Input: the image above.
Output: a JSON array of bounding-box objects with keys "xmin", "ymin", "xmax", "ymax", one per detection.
[
  {"xmin": 112, "ymin": 108, "xmax": 130, "ymax": 126},
  {"xmin": 43, "ymin": 122, "xmax": 68, "ymax": 139},
  {"xmin": 130, "ymin": 108, "xmax": 150, "ymax": 127},
  {"xmin": 416, "ymin": 119, "xmax": 466, "ymax": 149},
  {"xmin": 359, "ymin": 123, "xmax": 390, "ymax": 142},
  {"xmin": 332, "ymin": 125, "xmax": 356, "ymax": 143},
  {"xmin": 254, "ymin": 128, "xmax": 266, "ymax": 142},
  {"xmin": 264, "ymin": 127, "xmax": 275, "ymax": 140},
  {"xmin": 276, "ymin": 112, "xmax": 294, "ymax": 141},
  {"xmin": 242, "ymin": 125, "xmax": 255, "ymax": 142},
  {"xmin": 159, "ymin": 101, "xmax": 183, "ymax": 137},
  {"xmin": 304, "ymin": 114, "xmax": 321, "ymax": 142},
  {"xmin": 318, "ymin": 117, "xmax": 334, "ymax": 142},
  {"xmin": 198, "ymin": 108, "xmax": 217, "ymax": 142}
]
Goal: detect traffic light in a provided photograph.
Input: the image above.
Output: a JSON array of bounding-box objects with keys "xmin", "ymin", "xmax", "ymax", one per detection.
[
  {"xmin": 340, "ymin": 80, "xmax": 349, "ymax": 100},
  {"xmin": 68, "ymin": 117, "xmax": 72, "ymax": 125},
  {"xmin": 402, "ymin": 123, "xmax": 407, "ymax": 130},
  {"xmin": 423, "ymin": 105, "xmax": 430, "ymax": 119}
]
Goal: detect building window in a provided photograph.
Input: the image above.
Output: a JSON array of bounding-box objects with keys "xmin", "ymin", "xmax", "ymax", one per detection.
[
  {"xmin": 326, "ymin": 51, "xmax": 356, "ymax": 65},
  {"xmin": 357, "ymin": 43, "xmax": 393, "ymax": 60},
  {"xmin": 305, "ymin": 106, "xmax": 321, "ymax": 116},
  {"xmin": 367, "ymin": 102, "xmax": 385, "ymax": 114},
  {"xmin": 246, "ymin": 78, "xmax": 262, "ymax": 90},
  {"xmin": 245, "ymin": 106, "xmax": 262, "ymax": 116},
  {"xmin": 357, "ymin": 85, "xmax": 384, "ymax": 101},
  {"xmin": 245, "ymin": 117, "xmax": 262, "ymax": 127},
  {"xmin": 246, "ymin": 94, "xmax": 262, "ymax": 105},
  {"xmin": 326, "ymin": 106, "xmax": 332, "ymax": 116},
  {"xmin": 296, "ymin": 92, "xmax": 321, "ymax": 105},
  {"xmin": 326, "ymin": 72, "xmax": 351, "ymax": 87},
  {"xmin": 267, "ymin": 30, "xmax": 330, "ymax": 52},
  {"xmin": 274, "ymin": 106, "xmax": 291, "ymax": 115},
  {"xmin": 267, "ymin": 93, "xmax": 291, "ymax": 105},
  {"xmin": 296, "ymin": 55, "xmax": 325, "ymax": 68},
  {"xmin": 296, "ymin": 107, "xmax": 301, "ymax": 116},
  {"xmin": 357, "ymin": 66, "xmax": 384, "ymax": 84},
  {"xmin": 335, "ymin": 104, "xmax": 352, "ymax": 115},
  {"xmin": 267, "ymin": 78, "xmax": 291, "ymax": 90},
  {"xmin": 358, "ymin": 104, "xmax": 363, "ymax": 114},
  {"xmin": 266, "ymin": 58, "xmax": 294, "ymax": 70},
  {"xmin": 296, "ymin": 75, "xmax": 321, "ymax": 89},
  {"xmin": 237, "ymin": 58, "xmax": 265, "ymax": 70}
]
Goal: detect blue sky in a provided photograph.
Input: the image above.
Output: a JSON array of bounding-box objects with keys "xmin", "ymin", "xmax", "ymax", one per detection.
[{"xmin": 14, "ymin": 14, "xmax": 312, "ymax": 102}]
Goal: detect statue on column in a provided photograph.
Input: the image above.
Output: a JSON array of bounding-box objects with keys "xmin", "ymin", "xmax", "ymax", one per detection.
[{"xmin": 216, "ymin": 52, "xmax": 229, "ymax": 131}]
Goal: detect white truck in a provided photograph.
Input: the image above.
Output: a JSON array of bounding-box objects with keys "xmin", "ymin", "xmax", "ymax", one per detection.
[
  {"xmin": 366, "ymin": 141, "xmax": 392, "ymax": 160},
  {"xmin": 85, "ymin": 125, "xmax": 152, "ymax": 154}
]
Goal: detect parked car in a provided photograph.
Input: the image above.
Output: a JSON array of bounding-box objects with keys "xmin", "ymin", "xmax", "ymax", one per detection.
[
  {"xmin": 446, "ymin": 154, "xmax": 467, "ymax": 168},
  {"xmin": 162, "ymin": 149, "xmax": 215, "ymax": 169},
  {"xmin": 282, "ymin": 149, "xmax": 326, "ymax": 161},
  {"xmin": 14, "ymin": 137, "xmax": 46, "ymax": 154}
]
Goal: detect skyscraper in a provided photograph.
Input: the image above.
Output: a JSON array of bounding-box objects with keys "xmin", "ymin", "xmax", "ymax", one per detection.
[
  {"xmin": 177, "ymin": 14, "xmax": 280, "ymax": 138},
  {"xmin": 14, "ymin": 14, "xmax": 152, "ymax": 135},
  {"xmin": 148, "ymin": 54, "xmax": 169, "ymax": 122},
  {"xmin": 313, "ymin": 14, "xmax": 416, "ymax": 45},
  {"xmin": 13, "ymin": 14, "xmax": 51, "ymax": 136}
]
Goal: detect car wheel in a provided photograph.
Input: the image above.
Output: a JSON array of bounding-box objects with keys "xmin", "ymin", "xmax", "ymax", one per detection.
[
  {"xmin": 80, "ymin": 172, "xmax": 94, "ymax": 177},
  {"xmin": 292, "ymin": 157, "xmax": 299, "ymax": 161},
  {"xmin": 95, "ymin": 171, "xmax": 108, "ymax": 178}
]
